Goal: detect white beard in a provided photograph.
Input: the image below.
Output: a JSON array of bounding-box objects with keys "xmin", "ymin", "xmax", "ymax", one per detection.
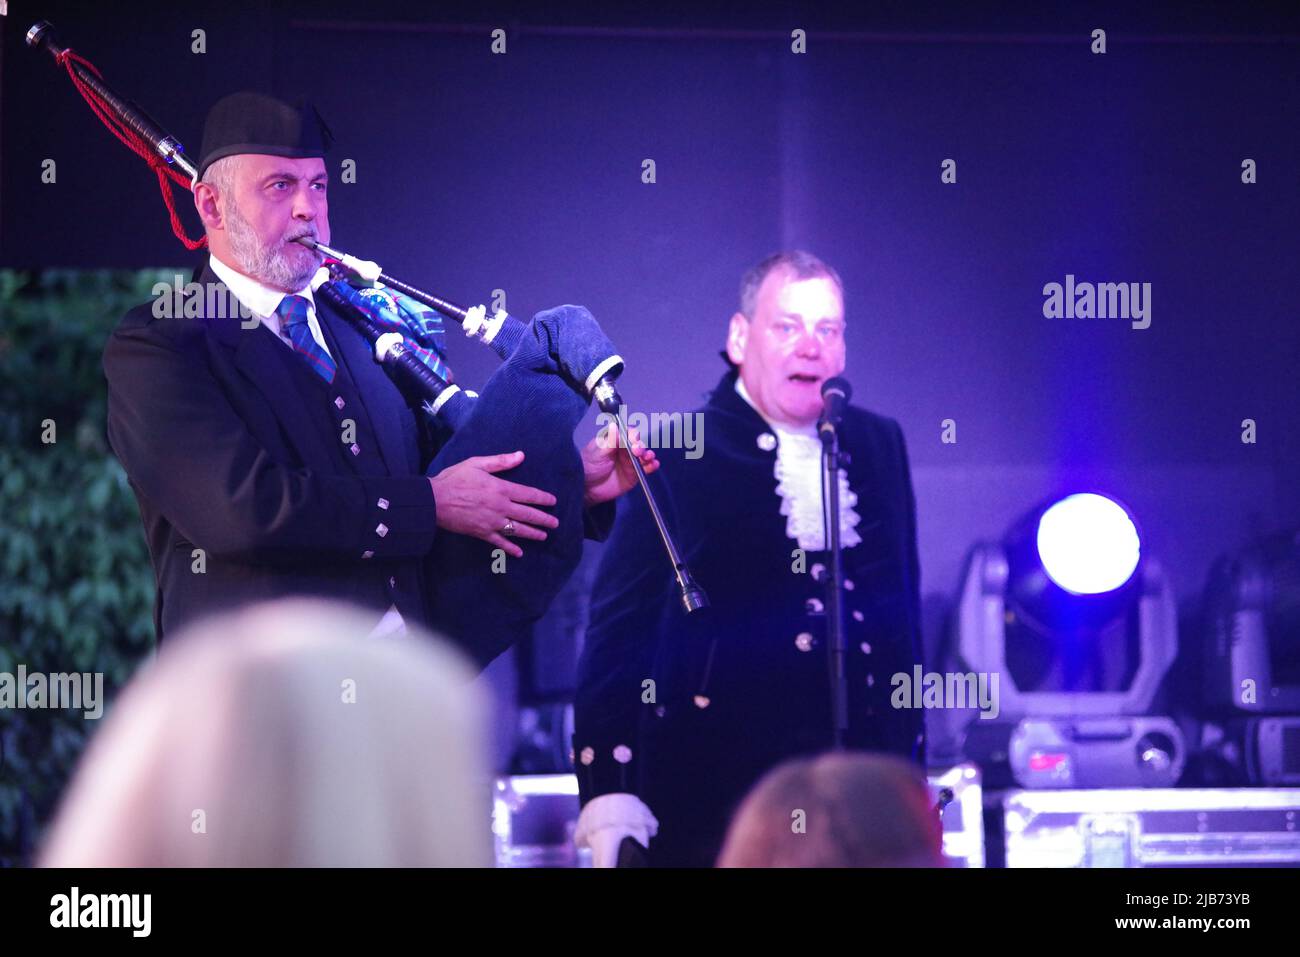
[{"xmin": 224, "ymin": 200, "xmax": 321, "ymax": 292}]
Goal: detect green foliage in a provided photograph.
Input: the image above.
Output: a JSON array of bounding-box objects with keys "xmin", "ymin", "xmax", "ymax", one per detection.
[{"xmin": 0, "ymin": 269, "xmax": 180, "ymax": 866}]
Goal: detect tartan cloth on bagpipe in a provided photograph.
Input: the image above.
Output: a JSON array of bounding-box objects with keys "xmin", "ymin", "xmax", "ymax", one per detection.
[{"xmin": 328, "ymin": 278, "xmax": 453, "ymax": 384}]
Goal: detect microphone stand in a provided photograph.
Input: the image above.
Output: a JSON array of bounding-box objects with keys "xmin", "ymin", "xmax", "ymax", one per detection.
[
  {"xmin": 593, "ymin": 379, "xmax": 710, "ymax": 615},
  {"xmin": 820, "ymin": 419, "xmax": 850, "ymax": 750}
]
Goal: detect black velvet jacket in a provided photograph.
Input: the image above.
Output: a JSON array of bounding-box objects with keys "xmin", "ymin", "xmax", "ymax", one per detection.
[
  {"xmin": 573, "ymin": 369, "xmax": 925, "ymax": 865},
  {"xmin": 104, "ymin": 258, "xmax": 441, "ymax": 643}
]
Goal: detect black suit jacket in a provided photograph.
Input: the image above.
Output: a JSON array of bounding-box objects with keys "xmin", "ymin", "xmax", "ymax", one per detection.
[
  {"xmin": 573, "ymin": 369, "xmax": 926, "ymax": 866},
  {"xmin": 103, "ymin": 258, "xmax": 440, "ymax": 642}
]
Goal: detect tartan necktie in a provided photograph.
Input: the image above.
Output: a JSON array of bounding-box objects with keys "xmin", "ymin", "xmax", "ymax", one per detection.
[{"xmin": 275, "ymin": 295, "xmax": 337, "ymax": 383}]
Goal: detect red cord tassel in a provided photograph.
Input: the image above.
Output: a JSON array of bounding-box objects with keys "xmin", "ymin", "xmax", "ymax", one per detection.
[{"xmin": 55, "ymin": 48, "xmax": 208, "ymax": 251}]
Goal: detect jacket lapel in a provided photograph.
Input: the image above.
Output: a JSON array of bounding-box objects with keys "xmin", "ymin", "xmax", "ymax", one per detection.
[
  {"xmin": 314, "ymin": 292, "xmax": 410, "ymax": 475},
  {"xmin": 194, "ymin": 256, "xmax": 416, "ymax": 476},
  {"xmin": 196, "ymin": 260, "xmax": 333, "ymax": 464}
]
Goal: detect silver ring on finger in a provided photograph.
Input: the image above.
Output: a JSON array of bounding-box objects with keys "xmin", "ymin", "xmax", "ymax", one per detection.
[{"xmin": 501, "ymin": 520, "xmax": 516, "ymax": 536}]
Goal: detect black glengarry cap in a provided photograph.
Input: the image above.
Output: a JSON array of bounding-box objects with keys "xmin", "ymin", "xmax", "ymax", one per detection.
[{"xmin": 196, "ymin": 91, "xmax": 334, "ymax": 179}]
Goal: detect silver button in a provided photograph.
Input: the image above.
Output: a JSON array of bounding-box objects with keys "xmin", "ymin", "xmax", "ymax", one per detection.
[
  {"xmin": 852, "ymin": 609, "xmax": 865, "ymax": 622},
  {"xmin": 805, "ymin": 597, "xmax": 824, "ymax": 615},
  {"xmin": 811, "ymin": 563, "xmax": 827, "ymax": 581},
  {"xmin": 334, "ymin": 396, "xmax": 345, "ymax": 409},
  {"xmin": 375, "ymin": 523, "xmax": 389, "ymax": 537},
  {"xmin": 757, "ymin": 432, "xmax": 776, "ymax": 452},
  {"xmin": 361, "ymin": 549, "xmax": 375, "ymax": 559},
  {"xmin": 388, "ymin": 576, "xmax": 396, "ymax": 588},
  {"xmin": 579, "ymin": 747, "xmax": 595, "ymax": 766},
  {"xmin": 844, "ymin": 579, "xmax": 855, "ymax": 591},
  {"xmin": 377, "ymin": 497, "xmax": 390, "ymax": 510},
  {"xmin": 860, "ymin": 641, "xmax": 872, "ymax": 654},
  {"xmin": 866, "ymin": 674, "xmax": 875, "ymax": 687},
  {"xmin": 350, "ymin": 443, "xmax": 361, "ymax": 456},
  {"xmin": 654, "ymin": 705, "xmax": 667, "ymax": 717},
  {"xmin": 693, "ymin": 695, "xmax": 711, "ymax": 709},
  {"xmin": 795, "ymin": 632, "xmax": 815, "ymax": 652},
  {"xmin": 613, "ymin": 745, "xmax": 633, "ymax": 764}
]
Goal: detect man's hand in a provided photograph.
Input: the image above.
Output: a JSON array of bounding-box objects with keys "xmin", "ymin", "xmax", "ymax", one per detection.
[
  {"xmin": 581, "ymin": 426, "xmax": 659, "ymax": 507},
  {"xmin": 428, "ymin": 451, "xmax": 558, "ymax": 558}
]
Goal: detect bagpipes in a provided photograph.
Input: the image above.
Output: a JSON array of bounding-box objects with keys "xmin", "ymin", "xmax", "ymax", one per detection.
[
  {"xmin": 310, "ymin": 250, "xmax": 709, "ymax": 666},
  {"xmin": 27, "ymin": 20, "xmax": 708, "ymax": 667}
]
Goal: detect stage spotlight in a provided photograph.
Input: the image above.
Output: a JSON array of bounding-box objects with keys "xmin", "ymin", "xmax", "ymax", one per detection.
[
  {"xmin": 951, "ymin": 492, "xmax": 1182, "ymax": 788},
  {"xmin": 1202, "ymin": 527, "xmax": 1300, "ymax": 785},
  {"xmin": 1204, "ymin": 526, "xmax": 1300, "ymax": 715},
  {"xmin": 1036, "ymin": 493, "xmax": 1141, "ymax": 595},
  {"xmin": 1000, "ymin": 492, "xmax": 1146, "ymax": 641}
]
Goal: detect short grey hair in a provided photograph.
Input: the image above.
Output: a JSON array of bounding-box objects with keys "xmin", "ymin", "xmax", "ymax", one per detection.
[
  {"xmin": 200, "ymin": 154, "xmax": 244, "ymax": 201},
  {"xmin": 738, "ymin": 250, "xmax": 844, "ymax": 320}
]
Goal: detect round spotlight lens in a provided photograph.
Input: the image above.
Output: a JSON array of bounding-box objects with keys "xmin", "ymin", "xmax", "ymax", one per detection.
[{"xmin": 1036, "ymin": 493, "xmax": 1141, "ymax": 594}]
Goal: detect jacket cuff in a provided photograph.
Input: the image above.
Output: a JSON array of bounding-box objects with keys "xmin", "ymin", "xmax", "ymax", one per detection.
[
  {"xmin": 574, "ymin": 793, "xmax": 659, "ymax": 846},
  {"xmin": 354, "ymin": 475, "xmax": 439, "ymax": 560}
]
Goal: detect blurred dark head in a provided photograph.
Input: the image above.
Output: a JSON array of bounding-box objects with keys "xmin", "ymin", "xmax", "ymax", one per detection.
[{"xmin": 716, "ymin": 751, "xmax": 945, "ymax": 868}]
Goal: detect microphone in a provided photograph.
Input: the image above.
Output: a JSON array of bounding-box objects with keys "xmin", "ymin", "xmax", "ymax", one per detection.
[{"xmin": 818, "ymin": 376, "xmax": 852, "ymax": 439}]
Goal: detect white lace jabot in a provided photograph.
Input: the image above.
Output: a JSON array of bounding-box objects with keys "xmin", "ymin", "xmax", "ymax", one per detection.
[{"xmin": 735, "ymin": 378, "xmax": 861, "ymax": 551}]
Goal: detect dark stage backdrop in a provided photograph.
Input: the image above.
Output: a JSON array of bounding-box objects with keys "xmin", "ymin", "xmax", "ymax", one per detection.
[{"xmin": 4, "ymin": 2, "xmax": 1297, "ymax": 763}]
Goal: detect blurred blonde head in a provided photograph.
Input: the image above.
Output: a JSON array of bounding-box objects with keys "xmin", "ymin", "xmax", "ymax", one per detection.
[
  {"xmin": 717, "ymin": 751, "xmax": 945, "ymax": 868},
  {"xmin": 40, "ymin": 598, "xmax": 491, "ymax": 867}
]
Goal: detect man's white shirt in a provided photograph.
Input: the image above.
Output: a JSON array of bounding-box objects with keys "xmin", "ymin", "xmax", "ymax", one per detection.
[{"xmin": 208, "ymin": 252, "xmax": 333, "ymax": 359}]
